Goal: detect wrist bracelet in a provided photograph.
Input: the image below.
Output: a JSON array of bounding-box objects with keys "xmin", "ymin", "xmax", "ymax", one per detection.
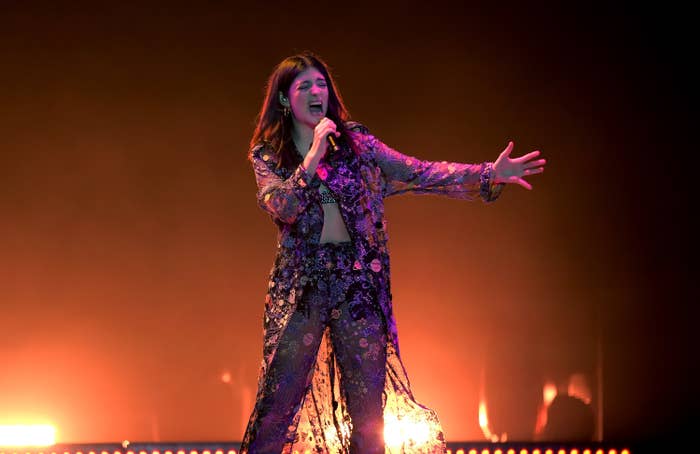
[{"xmin": 480, "ymin": 162, "xmax": 494, "ymax": 200}]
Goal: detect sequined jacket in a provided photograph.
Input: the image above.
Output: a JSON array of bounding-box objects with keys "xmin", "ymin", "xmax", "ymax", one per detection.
[{"xmin": 242, "ymin": 122, "xmax": 504, "ymax": 453}]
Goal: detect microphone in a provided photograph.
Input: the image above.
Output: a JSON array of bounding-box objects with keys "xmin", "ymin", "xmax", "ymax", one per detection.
[{"xmin": 327, "ymin": 134, "xmax": 341, "ymax": 153}]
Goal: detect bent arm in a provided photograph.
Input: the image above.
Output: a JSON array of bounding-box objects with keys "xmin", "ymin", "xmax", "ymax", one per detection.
[
  {"xmin": 366, "ymin": 134, "xmax": 505, "ymax": 202},
  {"xmin": 251, "ymin": 145, "xmax": 322, "ymax": 224}
]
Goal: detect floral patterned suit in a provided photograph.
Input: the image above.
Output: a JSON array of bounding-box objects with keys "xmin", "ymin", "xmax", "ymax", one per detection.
[{"xmin": 240, "ymin": 121, "xmax": 504, "ymax": 453}]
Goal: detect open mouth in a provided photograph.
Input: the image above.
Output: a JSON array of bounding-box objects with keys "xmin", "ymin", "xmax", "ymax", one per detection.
[{"xmin": 309, "ymin": 102, "xmax": 323, "ymax": 114}]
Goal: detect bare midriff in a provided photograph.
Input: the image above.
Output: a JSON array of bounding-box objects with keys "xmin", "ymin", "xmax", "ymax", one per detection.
[{"xmin": 319, "ymin": 184, "xmax": 352, "ymax": 244}]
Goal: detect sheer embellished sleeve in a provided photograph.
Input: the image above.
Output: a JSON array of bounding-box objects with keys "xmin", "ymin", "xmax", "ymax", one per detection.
[
  {"xmin": 362, "ymin": 131, "xmax": 505, "ymax": 202},
  {"xmin": 250, "ymin": 144, "xmax": 322, "ymax": 224}
]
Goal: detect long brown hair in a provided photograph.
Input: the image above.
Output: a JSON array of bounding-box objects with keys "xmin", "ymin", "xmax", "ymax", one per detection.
[{"xmin": 248, "ymin": 52, "xmax": 355, "ymax": 169}]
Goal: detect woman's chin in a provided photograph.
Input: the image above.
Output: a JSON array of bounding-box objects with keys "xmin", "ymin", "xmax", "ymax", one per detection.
[
  {"xmin": 292, "ymin": 113, "xmax": 325, "ymax": 131},
  {"xmin": 305, "ymin": 116, "xmax": 323, "ymax": 127}
]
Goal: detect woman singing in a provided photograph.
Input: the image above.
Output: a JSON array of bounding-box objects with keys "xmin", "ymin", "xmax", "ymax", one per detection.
[{"xmin": 241, "ymin": 52, "xmax": 546, "ymax": 453}]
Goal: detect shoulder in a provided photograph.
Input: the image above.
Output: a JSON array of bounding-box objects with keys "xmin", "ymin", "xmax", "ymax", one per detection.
[
  {"xmin": 344, "ymin": 120, "xmax": 370, "ymax": 135},
  {"xmin": 343, "ymin": 121, "xmax": 381, "ymax": 166},
  {"xmin": 249, "ymin": 141, "xmax": 269, "ymax": 157},
  {"xmin": 344, "ymin": 120, "xmax": 376, "ymax": 152},
  {"xmin": 249, "ymin": 142, "xmax": 277, "ymax": 164}
]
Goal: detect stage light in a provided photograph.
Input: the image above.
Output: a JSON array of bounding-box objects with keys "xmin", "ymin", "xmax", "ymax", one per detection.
[
  {"xmin": 383, "ymin": 414, "xmax": 430, "ymax": 448},
  {"xmin": 478, "ymin": 401, "xmax": 503, "ymax": 442},
  {"xmin": 0, "ymin": 425, "xmax": 56, "ymax": 447}
]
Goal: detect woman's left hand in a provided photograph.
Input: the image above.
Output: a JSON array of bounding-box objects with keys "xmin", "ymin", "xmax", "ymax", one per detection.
[{"xmin": 493, "ymin": 141, "xmax": 546, "ymax": 190}]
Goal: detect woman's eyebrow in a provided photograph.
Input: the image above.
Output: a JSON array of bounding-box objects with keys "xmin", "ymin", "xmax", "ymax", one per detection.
[{"xmin": 297, "ymin": 78, "xmax": 326, "ymax": 86}]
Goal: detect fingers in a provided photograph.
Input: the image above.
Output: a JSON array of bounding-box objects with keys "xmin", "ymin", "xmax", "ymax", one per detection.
[
  {"xmin": 324, "ymin": 117, "xmax": 339, "ymax": 135},
  {"xmin": 500, "ymin": 141, "xmax": 514, "ymax": 158},
  {"xmin": 523, "ymin": 158, "xmax": 546, "ymax": 169},
  {"xmin": 523, "ymin": 167, "xmax": 545, "ymax": 176},
  {"xmin": 515, "ymin": 150, "xmax": 541, "ymax": 163},
  {"xmin": 315, "ymin": 117, "xmax": 337, "ymax": 139},
  {"xmin": 514, "ymin": 177, "xmax": 533, "ymax": 190}
]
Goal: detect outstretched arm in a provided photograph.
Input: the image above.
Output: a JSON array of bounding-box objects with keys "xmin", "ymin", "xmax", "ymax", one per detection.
[
  {"xmin": 363, "ymin": 130, "xmax": 546, "ymax": 200},
  {"xmin": 250, "ymin": 145, "xmax": 322, "ymax": 224},
  {"xmin": 364, "ymin": 133, "xmax": 506, "ymax": 202}
]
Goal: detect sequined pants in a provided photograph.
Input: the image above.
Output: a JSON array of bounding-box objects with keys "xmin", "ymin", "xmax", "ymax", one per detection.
[{"xmin": 248, "ymin": 241, "xmax": 387, "ymax": 453}]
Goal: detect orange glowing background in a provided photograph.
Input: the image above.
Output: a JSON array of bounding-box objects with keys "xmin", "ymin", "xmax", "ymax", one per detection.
[{"xmin": 0, "ymin": 2, "xmax": 693, "ymax": 447}]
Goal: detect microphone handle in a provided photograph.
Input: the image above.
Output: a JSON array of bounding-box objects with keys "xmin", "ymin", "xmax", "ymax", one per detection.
[{"xmin": 327, "ymin": 134, "xmax": 341, "ymax": 153}]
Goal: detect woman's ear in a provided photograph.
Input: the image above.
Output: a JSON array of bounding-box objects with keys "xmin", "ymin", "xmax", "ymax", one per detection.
[{"xmin": 278, "ymin": 91, "xmax": 289, "ymax": 107}]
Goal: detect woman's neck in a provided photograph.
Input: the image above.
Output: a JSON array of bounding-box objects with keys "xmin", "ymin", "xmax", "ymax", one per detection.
[{"xmin": 291, "ymin": 123, "xmax": 314, "ymax": 158}]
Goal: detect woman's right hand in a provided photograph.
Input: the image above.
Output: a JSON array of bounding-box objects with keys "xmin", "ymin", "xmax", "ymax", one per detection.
[{"xmin": 309, "ymin": 117, "xmax": 340, "ymax": 161}]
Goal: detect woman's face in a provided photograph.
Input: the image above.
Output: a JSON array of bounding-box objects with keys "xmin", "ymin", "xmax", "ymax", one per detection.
[{"xmin": 284, "ymin": 67, "xmax": 329, "ymax": 130}]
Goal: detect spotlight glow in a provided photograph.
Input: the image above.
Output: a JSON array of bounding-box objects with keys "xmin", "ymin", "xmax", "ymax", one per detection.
[
  {"xmin": 0, "ymin": 425, "xmax": 56, "ymax": 446},
  {"xmin": 383, "ymin": 414, "xmax": 430, "ymax": 448}
]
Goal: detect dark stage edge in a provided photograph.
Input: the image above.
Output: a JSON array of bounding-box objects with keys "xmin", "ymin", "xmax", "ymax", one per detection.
[{"xmin": 0, "ymin": 441, "xmax": 646, "ymax": 453}]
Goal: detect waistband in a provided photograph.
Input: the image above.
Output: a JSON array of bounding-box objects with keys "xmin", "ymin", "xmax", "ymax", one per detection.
[
  {"xmin": 316, "ymin": 240, "xmax": 354, "ymax": 251},
  {"xmin": 305, "ymin": 241, "xmax": 356, "ymax": 278},
  {"xmin": 313, "ymin": 241, "xmax": 355, "ymax": 260}
]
